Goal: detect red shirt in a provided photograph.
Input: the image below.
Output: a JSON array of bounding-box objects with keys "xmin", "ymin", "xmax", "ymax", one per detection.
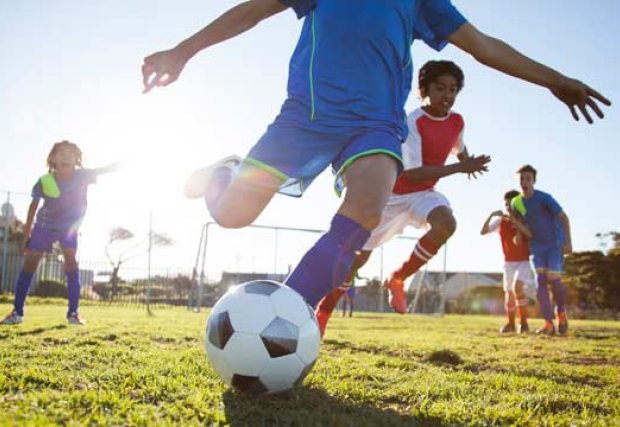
[
  {"xmin": 393, "ymin": 108, "xmax": 464, "ymax": 194},
  {"xmin": 498, "ymin": 218, "xmax": 530, "ymax": 262}
]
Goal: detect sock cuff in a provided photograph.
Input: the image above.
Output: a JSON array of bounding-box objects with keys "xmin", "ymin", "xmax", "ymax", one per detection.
[
  {"xmin": 330, "ymin": 214, "xmax": 370, "ymax": 253},
  {"xmin": 418, "ymin": 235, "xmax": 440, "ymax": 256}
]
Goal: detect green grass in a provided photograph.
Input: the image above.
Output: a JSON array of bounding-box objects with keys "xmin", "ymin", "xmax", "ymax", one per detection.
[{"xmin": 1, "ymin": 303, "xmax": 619, "ymax": 426}]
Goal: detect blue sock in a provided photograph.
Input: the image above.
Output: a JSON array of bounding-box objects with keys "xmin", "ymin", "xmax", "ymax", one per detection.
[
  {"xmin": 550, "ymin": 278, "xmax": 566, "ymax": 313},
  {"xmin": 13, "ymin": 270, "xmax": 35, "ymax": 316},
  {"xmin": 286, "ymin": 214, "xmax": 370, "ymax": 307},
  {"xmin": 66, "ymin": 269, "xmax": 81, "ymax": 316},
  {"xmin": 536, "ymin": 273, "xmax": 554, "ymax": 321}
]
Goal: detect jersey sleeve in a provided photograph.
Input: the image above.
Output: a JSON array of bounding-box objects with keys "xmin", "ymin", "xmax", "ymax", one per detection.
[
  {"xmin": 487, "ymin": 217, "xmax": 501, "ymax": 233},
  {"xmin": 414, "ymin": 0, "xmax": 468, "ymax": 51},
  {"xmin": 30, "ymin": 180, "xmax": 43, "ymax": 200},
  {"xmin": 451, "ymin": 114, "xmax": 465, "ymax": 155},
  {"xmin": 402, "ymin": 112, "xmax": 423, "ymax": 169},
  {"xmin": 278, "ymin": 0, "xmax": 316, "ymax": 19},
  {"xmin": 543, "ymin": 192, "xmax": 563, "ymax": 217}
]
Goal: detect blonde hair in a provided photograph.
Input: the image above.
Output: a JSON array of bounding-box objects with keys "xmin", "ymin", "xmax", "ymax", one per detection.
[{"xmin": 47, "ymin": 140, "xmax": 83, "ymax": 172}]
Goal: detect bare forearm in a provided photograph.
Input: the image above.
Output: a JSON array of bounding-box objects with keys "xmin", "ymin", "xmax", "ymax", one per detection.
[
  {"xmin": 177, "ymin": 0, "xmax": 287, "ymax": 61},
  {"xmin": 560, "ymin": 213, "xmax": 572, "ymax": 246},
  {"xmin": 449, "ymin": 23, "xmax": 565, "ymax": 91},
  {"xmin": 402, "ymin": 163, "xmax": 464, "ymax": 183}
]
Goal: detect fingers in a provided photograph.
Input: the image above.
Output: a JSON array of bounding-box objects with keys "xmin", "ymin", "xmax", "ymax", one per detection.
[
  {"xmin": 586, "ymin": 97, "xmax": 605, "ymax": 119},
  {"xmin": 586, "ymin": 86, "xmax": 612, "ymax": 107},
  {"xmin": 569, "ymin": 105, "xmax": 579, "ymax": 122}
]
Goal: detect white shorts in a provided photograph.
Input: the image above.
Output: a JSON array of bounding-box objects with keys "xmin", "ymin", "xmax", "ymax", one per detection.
[
  {"xmin": 503, "ymin": 261, "xmax": 535, "ymax": 292},
  {"xmin": 363, "ymin": 190, "xmax": 450, "ymax": 250}
]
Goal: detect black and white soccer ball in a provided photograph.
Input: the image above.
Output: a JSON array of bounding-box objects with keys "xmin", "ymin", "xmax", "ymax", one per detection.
[{"xmin": 205, "ymin": 280, "xmax": 321, "ymax": 394}]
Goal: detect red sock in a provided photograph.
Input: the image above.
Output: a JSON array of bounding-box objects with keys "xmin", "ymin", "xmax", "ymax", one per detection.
[
  {"xmin": 505, "ymin": 302, "xmax": 516, "ymax": 325},
  {"xmin": 392, "ymin": 235, "xmax": 439, "ymax": 281},
  {"xmin": 316, "ymin": 286, "xmax": 348, "ymax": 313},
  {"xmin": 516, "ymin": 298, "xmax": 529, "ymax": 324}
]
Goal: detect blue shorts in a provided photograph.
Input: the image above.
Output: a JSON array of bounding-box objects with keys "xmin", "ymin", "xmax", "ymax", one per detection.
[
  {"xmin": 28, "ymin": 225, "xmax": 78, "ymax": 252},
  {"xmin": 530, "ymin": 243, "xmax": 563, "ymax": 273},
  {"xmin": 246, "ymin": 110, "xmax": 403, "ymax": 197}
]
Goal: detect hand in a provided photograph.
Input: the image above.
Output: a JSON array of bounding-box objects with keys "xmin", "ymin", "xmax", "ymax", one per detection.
[
  {"xmin": 550, "ymin": 78, "xmax": 612, "ymax": 124},
  {"xmin": 142, "ymin": 47, "xmax": 191, "ymax": 94},
  {"xmin": 490, "ymin": 210, "xmax": 503, "ymax": 218},
  {"xmin": 460, "ymin": 154, "xmax": 491, "ymax": 179},
  {"xmin": 20, "ymin": 233, "xmax": 30, "ymax": 254}
]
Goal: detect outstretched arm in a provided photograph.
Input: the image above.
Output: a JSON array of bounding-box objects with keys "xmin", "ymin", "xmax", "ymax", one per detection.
[
  {"xmin": 448, "ymin": 23, "xmax": 611, "ymax": 123},
  {"xmin": 93, "ymin": 162, "xmax": 124, "ymax": 176},
  {"xmin": 401, "ymin": 153, "xmax": 491, "ymax": 184},
  {"xmin": 142, "ymin": 0, "xmax": 288, "ymax": 93}
]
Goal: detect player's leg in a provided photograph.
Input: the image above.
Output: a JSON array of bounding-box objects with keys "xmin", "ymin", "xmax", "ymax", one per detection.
[
  {"xmin": 386, "ymin": 202, "xmax": 455, "ymax": 314},
  {"xmin": 286, "ymin": 152, "xmax": 399, "ymax": 307},
  {"xmin": 60, "ymin": 242, "xmax": 85, "ymax": 325},
  {"xmin": 533, "ymin": 249, "xmax": 555, "ymax": 335},
  {"xmin": 515, "ymin": 262, "xmax": 532, "ymax": 333},
  {"xmin": 2, "ymin": 225, "xmax": 51, "ymax": 324},
  {"xmin": 315, "ymin": 250, "xmax": 371, "ymax": 337},
  {"xmin": 547, "ymin": 246, "xmax": 568, "ymax": 334},
  {"xmin": 1, "ymin": 250, "xmax": 44, "ymax": 325},
  {"xmin": 500, "ymin": 263, "xmax": 517, "ymax": 333}
]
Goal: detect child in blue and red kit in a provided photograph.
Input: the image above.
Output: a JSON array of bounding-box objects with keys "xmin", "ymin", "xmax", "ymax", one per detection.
[
  {"xmin": 1, "ymin": 141, "xmax": 120, "ymax": 326},
  {"xmin": 512, "ymin": 164, "xmax": 572, "ymax": 335}
]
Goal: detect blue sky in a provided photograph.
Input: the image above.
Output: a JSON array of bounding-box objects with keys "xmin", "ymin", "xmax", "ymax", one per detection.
[{"xmin": 0, "ymin": 1, "xmax": 618, "ymax": 281}]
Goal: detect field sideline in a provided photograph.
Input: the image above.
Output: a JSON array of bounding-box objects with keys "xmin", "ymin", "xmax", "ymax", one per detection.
[{"xmin": 1, "ymin": 303, "xmax": 619, "ymax": 426}]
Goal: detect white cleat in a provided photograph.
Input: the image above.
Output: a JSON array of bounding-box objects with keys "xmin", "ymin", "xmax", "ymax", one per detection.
[{"xmin": 183, "ymin": 155, "xmax": 242, "ymax": 199}]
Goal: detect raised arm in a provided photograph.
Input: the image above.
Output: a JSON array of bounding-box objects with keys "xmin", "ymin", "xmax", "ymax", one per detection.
[
  {"xmin": 480, "ymin": 210, "xmax": 502, "ymax": 235},
  {"xmin": 93, "ymin": 162, "xmax": 124, "ymax": 176},
  {"xmin": 142, "ymin": 0, "xmax": 288, "ymax": 93},
  {"xmin": 448, "ymin": 23, "xmax": 611, "ymax": 123}
]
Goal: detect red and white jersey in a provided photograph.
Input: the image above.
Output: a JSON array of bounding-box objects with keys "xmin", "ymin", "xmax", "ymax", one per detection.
[
  {"xmin": 393, "ymin": 108, "xmax": 465, "ymax": 194},
  {"xmin": 488, "ymin": 217, "xmax": 530, "ymax": 262}
]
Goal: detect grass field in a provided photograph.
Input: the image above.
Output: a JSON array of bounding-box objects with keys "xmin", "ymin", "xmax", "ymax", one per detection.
[{"xmin": 1, "ymin": 302, "xmax": 619, "ymax": 426}]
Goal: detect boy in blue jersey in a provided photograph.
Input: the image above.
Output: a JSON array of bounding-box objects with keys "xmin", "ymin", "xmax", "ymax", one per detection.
[
  {"xmin": 512, "ymin": 165, "xmax": 572, "ymax": 335},
  {"xmin": 141, "ymin": 0, "xmax": 609, "ymax": 309},
  {"xmin": 1, "ymin": 141, "xmax": 120, "ymax": 326}
]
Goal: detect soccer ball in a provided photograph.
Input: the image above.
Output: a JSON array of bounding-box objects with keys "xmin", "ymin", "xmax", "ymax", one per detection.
[{"xmin": 205, "ymin": 280, "xmax": 321, "ymax": 394}]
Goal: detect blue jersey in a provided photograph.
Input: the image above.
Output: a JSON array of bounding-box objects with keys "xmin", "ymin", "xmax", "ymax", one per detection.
[
  {"xmin": 517, "ymin": 190, "xmax": 564, "ymax": 248},
  {"xmin": 280, "ymin": 0, "xmax": 467, "ymax": 139},
  {"xmin": 32, "ymin": 169, "xmax": 98, "ymax": 231}
]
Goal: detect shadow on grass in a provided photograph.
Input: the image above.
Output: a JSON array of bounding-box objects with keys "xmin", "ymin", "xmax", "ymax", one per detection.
[
  {"xmin": 222, "ymin": 386, "xmax": 447, "ymax": 427},
  {"xmin": 0, "ymin": 324, "xmax": 67, "ymax": 340}
]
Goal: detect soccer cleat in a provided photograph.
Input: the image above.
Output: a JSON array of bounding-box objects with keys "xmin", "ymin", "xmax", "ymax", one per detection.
[
  {"xmin": 518, "ymin": 323, "xmax": 530, "ymax": 334},
  {"xmin": 536, "ymin": 324, "xmax": 555, "ymax": 336},
  {"xmin": 499, "ymin": 323, "xmax": 516, "ymax": 333},
  {"xmin": 67, "ymin": 313, "xmax": 86, "ymax": 325},
  {"xmin": 0, "ymin": 311, "xmax": 23, "ymax": 325},
  {"xmin": 183, "ymin": 155, "xmax": 242, "ymax": 199},
  {"xmin": 557, "ymin": 312, "xmax": 569, "ymax": 335},
  {"xmin": 384, "ymin": 276, "xmax": 407, "ymax": 314},
  {"xmin": 315, "ymin": 309, "xmax": 332, "ymax": 339}
]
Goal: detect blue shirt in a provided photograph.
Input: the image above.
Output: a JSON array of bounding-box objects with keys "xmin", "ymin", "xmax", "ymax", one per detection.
[
  {"xmin": 279, "ymin": 0, "xmax": 467, "ymax": 138},
  {"xmin": 32, "ymin": 169, "xmax": 98, "ymax": 231},
  {"xmin": 519, "ymin": 190, "xmax": 564, "ymax": 248}
]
